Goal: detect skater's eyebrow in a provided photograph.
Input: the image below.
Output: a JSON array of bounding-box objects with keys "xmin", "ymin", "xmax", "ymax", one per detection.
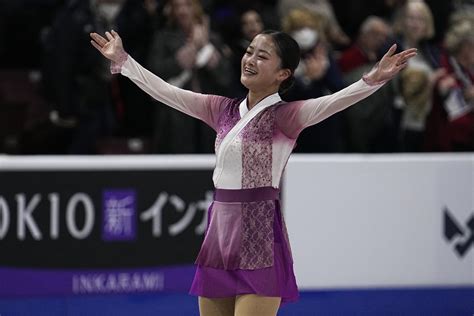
[{"xmin": 247, "ymin": 45, "xmax": 271, "ymax": 56}]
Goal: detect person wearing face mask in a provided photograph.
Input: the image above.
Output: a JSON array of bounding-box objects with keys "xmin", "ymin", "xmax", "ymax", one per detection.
[
  {"xmin": 282, "ymin": 8, "xmax": 346, "ymax": 153},
  {"xmin": 91, "ymin": 27, "xmax": 416, "ymax": 315}
]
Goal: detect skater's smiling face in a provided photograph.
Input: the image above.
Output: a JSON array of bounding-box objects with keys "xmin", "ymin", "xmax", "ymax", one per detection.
[
  {"xmin": 241, "ymin": 34, "xmax": 287, "ymax": 93},
  {"xmin": 240, "ymin": 32, "xmax": 300, "ymax": 95}
]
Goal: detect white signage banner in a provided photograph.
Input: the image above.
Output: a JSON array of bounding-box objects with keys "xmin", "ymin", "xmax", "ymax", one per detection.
[{"xmin": 283, "ymin": 154, "xmax": 474, "ymax": 289}]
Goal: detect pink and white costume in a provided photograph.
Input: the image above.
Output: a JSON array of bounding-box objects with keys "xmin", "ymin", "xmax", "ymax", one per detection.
[{"xmin": 113, "ymin": 55, "xmax": 385, "ymax": 304}]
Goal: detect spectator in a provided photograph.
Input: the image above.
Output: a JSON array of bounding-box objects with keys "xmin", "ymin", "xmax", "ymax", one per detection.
[
  {"xmin": 40, "ymin": 0, "xmax": 153, "ymax": 154},
  {"xmin": 425, "ymin": 19, "xmax": 474, "ymax": 151},
  {"xmin": 282, "ymin": 8, "xmax": 346, "ymax": 152},
  {"xmin": 338, "ymin": 16, "xmax": 392, "ymax": 73},
  {"xmin": 147, "ymin": 0, "xmax": 233, "ymax": 153},
  {"xmin": 339, "ymin": 16, "xmax": 399, "ymax": 152},
  {"xmin": 330, "ymin": 0, "xmax": 406, "ymax": 41},
  {"xmin": 278, "ymin": 0, "xmax": 350, "ymax": 47},
  {"xmin": 390, "ymin": 0, "xmax": 443, "ymax": 151}
]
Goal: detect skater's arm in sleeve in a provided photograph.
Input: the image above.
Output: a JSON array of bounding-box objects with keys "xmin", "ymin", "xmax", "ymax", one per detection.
[
  {"xmin": 277, "ymin": 44, "xmax": 418, "ymax": 138},
  {"xmin": 90, "ymin": 30, "xmax": 226, "ymax": 130}
]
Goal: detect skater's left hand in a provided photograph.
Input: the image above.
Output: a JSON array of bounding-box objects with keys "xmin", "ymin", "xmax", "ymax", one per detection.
[
  {"xmin": 365, "ymin": 44, "xmax": 417, "ymax": 84},
  {"xmin": 90, "ymin": 30, "xmax": 126, "ymax": 63}
]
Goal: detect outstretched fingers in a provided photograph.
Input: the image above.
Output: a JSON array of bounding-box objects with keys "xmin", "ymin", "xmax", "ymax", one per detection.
[
  {"xmin": 90, "ymin": 39, "xmax": 103, "ymax": 52},
  {"xmin": 105, "ymin": 31, "xmax": 114, "ymax": 41},
  {"xmin": 111, "ymin": 30, "xmax": 120, "ymax": 39},
  {"xmin": 384, "ymin": 44, "xmax": 397, "ymax": 57},
  {"xmin": 395, "ymin": 48, "xmax": 418, "ymax": 66},
  {"xmin": 90, "ymin": 32, "xmax": 107, "ymax": 47},
  {"xmin": 398, "ymin": 48, "xmax": 418, "ymax": 59}
]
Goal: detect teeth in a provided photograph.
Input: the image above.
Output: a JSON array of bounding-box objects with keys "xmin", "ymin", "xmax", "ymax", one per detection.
[{"xmin": 245, "ymin": 67, "xmax": 257, "ymax": 75}]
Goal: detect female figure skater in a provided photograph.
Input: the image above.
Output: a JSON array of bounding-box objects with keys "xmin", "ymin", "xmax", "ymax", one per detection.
[{"xmin": 90, "ymin": 29, "xmax": 416, "ymax": 316}]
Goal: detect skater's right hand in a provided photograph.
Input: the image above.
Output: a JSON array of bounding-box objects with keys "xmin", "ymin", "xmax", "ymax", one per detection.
[{"xmin": 90, "ymin": 30, "xmax": 126, "ymax": 63}]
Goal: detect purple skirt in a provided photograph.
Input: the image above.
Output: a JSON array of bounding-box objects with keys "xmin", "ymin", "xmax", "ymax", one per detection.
[{"xmin": 189, "ymin": 187, "xmax": 299, "ymax": 305}]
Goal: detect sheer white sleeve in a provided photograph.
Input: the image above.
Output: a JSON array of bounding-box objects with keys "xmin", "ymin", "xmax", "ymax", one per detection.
[
  {"xmin": 114, "ymin": 54, "xmax": 224, "ymax": 129},
  {"xmin": 296, "ymin": 78, "xmax": 385, "ymax": 128}
]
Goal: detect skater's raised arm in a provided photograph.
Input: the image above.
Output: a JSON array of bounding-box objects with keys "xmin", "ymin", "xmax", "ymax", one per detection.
[
  {"xmin": 297, "ymin": 45, "xmax": 417, "ymax": 126},
  {"xmin": 90, "ymin": 30, "xmax": 226, "ymax": 130},
  {"xmin": 277, "ymin": 44, "xmax": 417, "ymax": 138}
]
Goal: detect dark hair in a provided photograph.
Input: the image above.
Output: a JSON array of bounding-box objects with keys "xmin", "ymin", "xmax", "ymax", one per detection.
[{"xmin": 260, "ymin": 30, "xmax": 300, "ymax": 94}]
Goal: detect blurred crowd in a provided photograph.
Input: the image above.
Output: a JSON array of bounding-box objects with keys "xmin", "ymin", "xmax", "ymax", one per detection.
[{"xmin": 0, "ymin": 0, "xmax": 472, "ymax": 154}]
